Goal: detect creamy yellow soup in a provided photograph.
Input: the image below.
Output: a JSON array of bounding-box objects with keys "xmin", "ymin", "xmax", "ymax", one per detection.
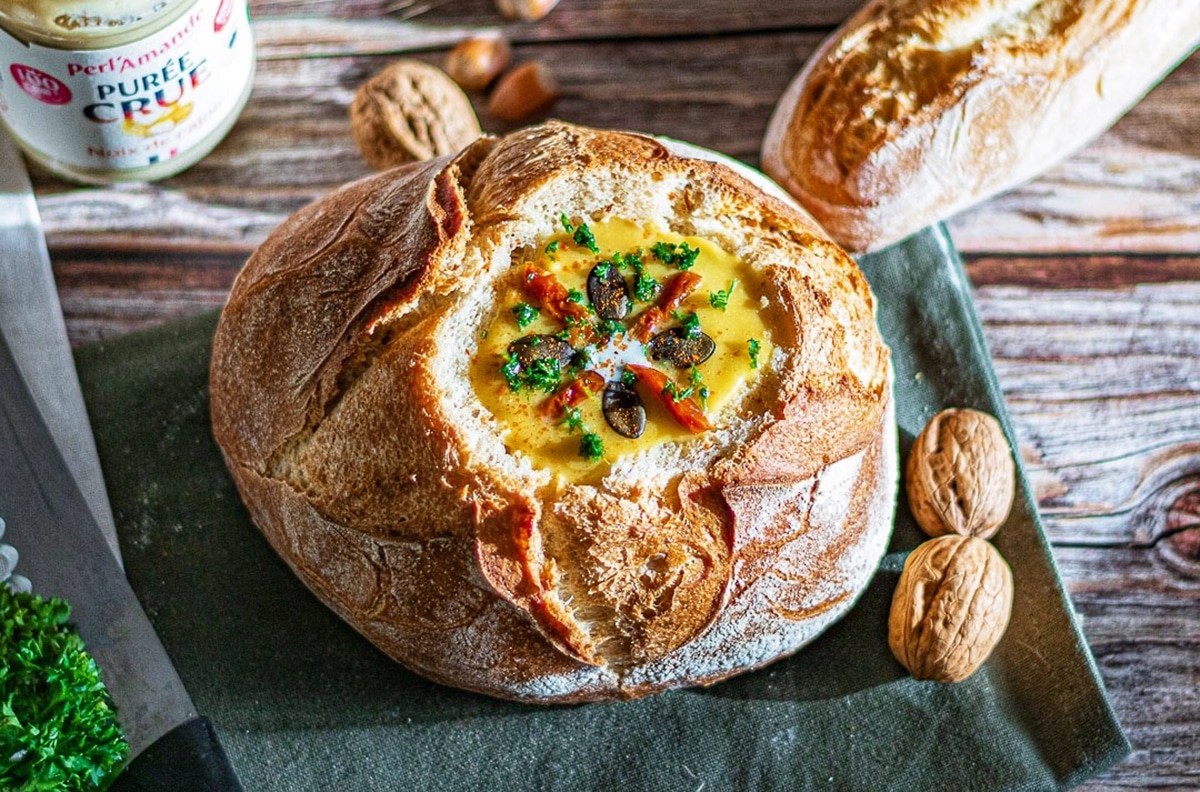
[{"xmin": 470, "ymin": 217, "xmax": 771, "ymax": 482}]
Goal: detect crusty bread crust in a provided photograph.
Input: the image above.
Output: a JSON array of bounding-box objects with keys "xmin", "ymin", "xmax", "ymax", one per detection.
[
  {"xmin": 762, "ymin": 0, "xmax": 1200, "ymax": 253},
  {"xmin": 210, "ymin": 122, "xmax": 897, "ymax": 702}
]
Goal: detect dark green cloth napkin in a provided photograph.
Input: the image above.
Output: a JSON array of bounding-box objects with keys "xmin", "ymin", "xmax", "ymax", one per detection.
[{"xmin": 74, "ymin": 225, "xmax": 1129, "ymax": 791}]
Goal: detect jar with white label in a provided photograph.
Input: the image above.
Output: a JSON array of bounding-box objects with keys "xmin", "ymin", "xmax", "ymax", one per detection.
[{"xmin": 0, "ymin": 0, "xmax": 255, "ymax": 183}]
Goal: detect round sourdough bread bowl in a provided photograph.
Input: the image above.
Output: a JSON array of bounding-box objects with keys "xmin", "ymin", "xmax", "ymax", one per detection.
[{"xmin": 209, "ymin": 121, "xmax": 898, "ymax": 703}]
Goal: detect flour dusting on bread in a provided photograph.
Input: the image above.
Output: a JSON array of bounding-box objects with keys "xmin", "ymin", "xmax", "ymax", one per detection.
[{"xmin": 211, "ymin": 122, "xmax": 897, "ymax": 702}]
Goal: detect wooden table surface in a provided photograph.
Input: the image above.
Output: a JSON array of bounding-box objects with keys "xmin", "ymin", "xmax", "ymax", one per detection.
[{"xmin": 24, "ymin": 2, "xmax": 1198, "ymax": 789}]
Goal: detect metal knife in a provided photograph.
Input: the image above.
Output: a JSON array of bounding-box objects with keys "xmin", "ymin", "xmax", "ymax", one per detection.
[
  {"xmin": 0, "ymin": 330, "xmax": 242, "ymax": 790},
  {"xmin": 0, "ymin": 131, "xmax": 121, "ymax": 563}
]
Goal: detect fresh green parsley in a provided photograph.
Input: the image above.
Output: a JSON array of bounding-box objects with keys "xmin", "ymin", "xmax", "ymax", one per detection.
[
  {"xmin": 614, "ymin": 249, "xmax": 643, "ymax": 270},
  {"xmin": 573, "ymin": 222, "xmax": 600, "ymax": 254},
  {"xmin": 563, "ymin": 407, "xmax": 585, "ymax": 434},
  {"xmin": 599, "ymin": 318, "xmax": 625, "ymax": 337},
  {"xmin": 663, "ymin": 366, "xmax": 708, "ymax": 405},
  {"xmin": 690, "ymin": 366, "xmax": 710, "ymax": 410},
  {"xmin": 571, "ymin": 346, "xmax": 593, "ymax": 373},
  {"xmin": 621, "ymin": 368, "xmax": 637, "ymax": 387},
  {"xmin": 709, "ymin": 280, "xmax": 737, "ymax": 311},
  {"xmin": 579, "ymin": 432, "xmax": 604, "ymax": 462},
  {"xmin": 501, "ymin": 354, "xmax": 523, "ymax": 392},
  {"xmin": 560, "ymin": 213, "xmax": 574, "ymax": 233},
  {"xmin": 748, "ymin": 338, "xmax": 762, "ymax": 369},
  {"xmin": 672, "ymin": 310, "xmax": 702, "ymax": 338},
  {"xmin": 511, "ymin": 302, "xmax": 539, "ymax": 329},
  {"xmin": 502, "ymin": 346, "xmax": 564, "ymax": 393},
  {"xmin": 651, "ymin": 241, "xmax": 700, "ymax": 270},
  {"xmin": 545, "ymin": 240, "xmax": 560, "ymax": 256},
  {"xmin": 525, "ymin": 358, "xmax": 564, "ymax": 393},
  {"xmin": 0, "ymin": 587, "xmax": 128, "ymax": 792},
  {"xmin": 566, "ymin": 288, "xmax": 585, "ymax": 304},
  {"xmin": 633, "ymin": 268, "xmax": 661, "ymax": 302}
]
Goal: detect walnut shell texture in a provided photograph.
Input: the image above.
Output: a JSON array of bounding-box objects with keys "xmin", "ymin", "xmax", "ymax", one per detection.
[
  {"xmin": 906, "ymin": 407, "xmax": 1014, "ymax": 539},
  {"xmin": 350, "ymin": 59, "xmax": 482, "ymax": 171},
  {"xmin": 888, "ymin": 535, "xmax": 1014, "ymax": 683}
]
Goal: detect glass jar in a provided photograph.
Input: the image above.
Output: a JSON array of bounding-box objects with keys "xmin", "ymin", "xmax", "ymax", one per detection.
[{"xmin": 0, "ymin": 0, "xmax": 255, "ymax": 183}]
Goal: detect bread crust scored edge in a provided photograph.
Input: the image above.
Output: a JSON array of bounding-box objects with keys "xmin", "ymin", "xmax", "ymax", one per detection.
[
  {"xmin": 210, "ymin": 122, "xmax": 898, "ymax": 703},
  {"xmin": 762, "ymin": 0, "xmax": 1200, "ymax": 253}
]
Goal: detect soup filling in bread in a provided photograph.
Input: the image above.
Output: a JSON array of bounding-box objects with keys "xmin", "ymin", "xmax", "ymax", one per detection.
[{"xmin": 470, "ymin": 216, "xmax": 772, "ymax": 482}]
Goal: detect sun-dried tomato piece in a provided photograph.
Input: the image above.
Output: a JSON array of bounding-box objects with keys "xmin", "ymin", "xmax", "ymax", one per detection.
[
  {"xmin": 631, "ymin": 271, "xmax": 702, "ymax": 342},
  {"xmin": 627, "ymin": 363, "xmax": 712, "ymax": 433},
  {"xmin": 540, "ymin": 370, "xmax": 605, "ymax": 418},
  {"xmin": 522, "ymin": 265, "xmax": 591, "ymax": 325}
]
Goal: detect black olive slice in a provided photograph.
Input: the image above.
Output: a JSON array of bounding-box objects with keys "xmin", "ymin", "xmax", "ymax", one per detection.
[
  {"xmin": 587, "ymin": 263, "xmax": 631, "ymax": 320},
  {"xmin": 507, "ymin": 334, "xmax": 576, "ymax": 371},
  {"xmin": 602, "ymin": 380, "xmax": 646, "ymax": 439},
  {"xmin": 646, "ymin": 327, "xmax": 716, "ymax": 368}
]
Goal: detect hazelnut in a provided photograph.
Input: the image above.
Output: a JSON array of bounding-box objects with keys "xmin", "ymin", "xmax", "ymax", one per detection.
[
  {"xmin": 349, "ymin": 59, "xmax": 482, "ymax": 171},
  {"xmin": 906, "ymin": 407, "xmax": 1015, "ymax": 540},
  {"xmin": 445, "ymin": 36, "xmax": 512, "ymax": 92},
  {"xmin": 488, "ymin": 61, "xmax": 559, "ymax": 122},
  {"xmin": 888, "ymin": 535, "xmax": 1014, "ymax": 683},
  {"xmin": 495, "ymin": 0, "xmax": 561, "ymax": 21}
]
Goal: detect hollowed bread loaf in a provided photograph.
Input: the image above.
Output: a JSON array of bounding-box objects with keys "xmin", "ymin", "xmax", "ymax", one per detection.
[{"xmin": 209, "ymin": 122, "xmax": 897, "ymax": 702}]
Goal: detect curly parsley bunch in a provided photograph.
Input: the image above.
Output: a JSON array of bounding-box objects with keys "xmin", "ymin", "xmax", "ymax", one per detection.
[{"xmin": 1, "ymin": 586, "xmax": 127, "ymax": 791}]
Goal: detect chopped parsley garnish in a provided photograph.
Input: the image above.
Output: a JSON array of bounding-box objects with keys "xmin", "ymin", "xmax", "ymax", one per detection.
[
  {"xmin": 0, "ymin": 587, "xmax": 128, "ymax": 791},
  {"xmin": 563, "ymin": 407, "xmax": 585, "ymax": 434},
  {"xmin": 651, "ymin": 241, "xmax": 700, "ymax": 270},
  {"xmin": 560, "ymin": 213, "xmax": 574, "ymax": 233},
  {"xmin": 579, "ymin": 432, "xmax": 604, "ymax": 461},
  {"xmin": 691, "ymin": 366, "xmax": 710, "ymax": 410},
  {"xmin": 621, "ymin": 368, "xmax": 637, "ymax": 386},
  {"xmin": 501, "ymin": 354, "xmax": 523, "ymax": 392},
  {"xmin": 599, "ymin": 318, "xmax": 625, "ymax": 337},
  {"xmin": 525, "ymin": 358, "xmax": 564, "ymax": 392},
  {"xmin": 571, "ymin": 346, "xmax": 593, "ymax": 373},
  {"xmin": 573, "ymin": 222, "xmax": 600, "ymax": 254},
  {"xmin": 748, "ymin": 338, "xmax": 762, "ymax": 369},
  {"xmin": 545, "ymin": 240, "xmax": 560, "ymax": 255},
  {"xmin": 672, "ymin": 310, "xmax": 702, "ymax": 338},
  {"xmin": 663, "ymin": 366, "xmax": 709, "ymax": 406},
  {"xmin": 633, "ymin": 269, "xmax": 661, "ymax": 302},
  {"xmin": 566, "ymin": 288, "xmax": 585, "ymax": 304},
  {"xmin": 511, "ymin": 302, "xmax": 539, "ymax": 329},
  {"xmin": 502, "ymin": 354, "xmax": 565, "ymax": 394},
  {"xmin": 594, "ymin": 260, "xmax": 613, "ymax": 277},
  {"xmin": 709, "ymin": 280, "xmax": 737, "ymax": 311},
  {"xmin": 614, "ymin": 249, "xmax": 643, "ymax": 270}
]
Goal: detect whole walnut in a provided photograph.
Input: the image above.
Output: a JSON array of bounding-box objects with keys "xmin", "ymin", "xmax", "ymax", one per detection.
[
  {"xmin": 888, "ymin": 535, "xmax": 1013, "ymax": 683},
  {"xmin": 350, "ymin": 60, "xmax": 482, "ymax": 171},
  {"xmin": 906, "ymin": 407, "xmax": 1014, "ymax": 539}
]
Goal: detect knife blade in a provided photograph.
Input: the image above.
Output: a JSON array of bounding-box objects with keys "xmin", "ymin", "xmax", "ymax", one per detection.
[
  {"xmin": 0, "ymin": 330, "xmax": 242, "ymax": 790},
  {"xmin": 0, "ymin": 131, "xmax": 121, "ymax": 564}
]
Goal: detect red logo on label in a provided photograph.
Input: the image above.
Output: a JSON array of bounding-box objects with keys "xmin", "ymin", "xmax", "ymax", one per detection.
[
  {"xmin": 214, "ymin": 0, "xmax": 233, "ymax": 31},
  {"xmin": 10, "ymin": 64, "xmax": 72, "ymax": 105}
]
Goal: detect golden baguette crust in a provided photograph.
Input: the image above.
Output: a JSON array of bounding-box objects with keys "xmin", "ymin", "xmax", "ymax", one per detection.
[
  {"xmin": 762, "ymin": 0, "xmax": 1200, "ymax": 253},
  {"xmin": 210, "ymin": 122, "xmax": 897, "ymax": 702}
]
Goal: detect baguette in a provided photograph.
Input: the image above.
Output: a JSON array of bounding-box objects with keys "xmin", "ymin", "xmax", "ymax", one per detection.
[
  {"xmin": 210, "ymin": 122, "xmax": 897, "ymax": 702},
  {"xmin": 762, "ymin": 0, "xmax": 1200, "ymax": 253}
]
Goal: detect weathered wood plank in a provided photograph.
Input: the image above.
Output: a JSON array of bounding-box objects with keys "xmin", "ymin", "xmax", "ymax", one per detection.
[
  {"xmin": 1053, "ymin": 544, "xmax": 1199, "ymax": 791},
  {"xmin": 247, "ymin": 0, "xmax": 861, "ymax": 36},
  {"xmin": 971, "ymin": 278, "xmax": 1200, "ymax": 547}
]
